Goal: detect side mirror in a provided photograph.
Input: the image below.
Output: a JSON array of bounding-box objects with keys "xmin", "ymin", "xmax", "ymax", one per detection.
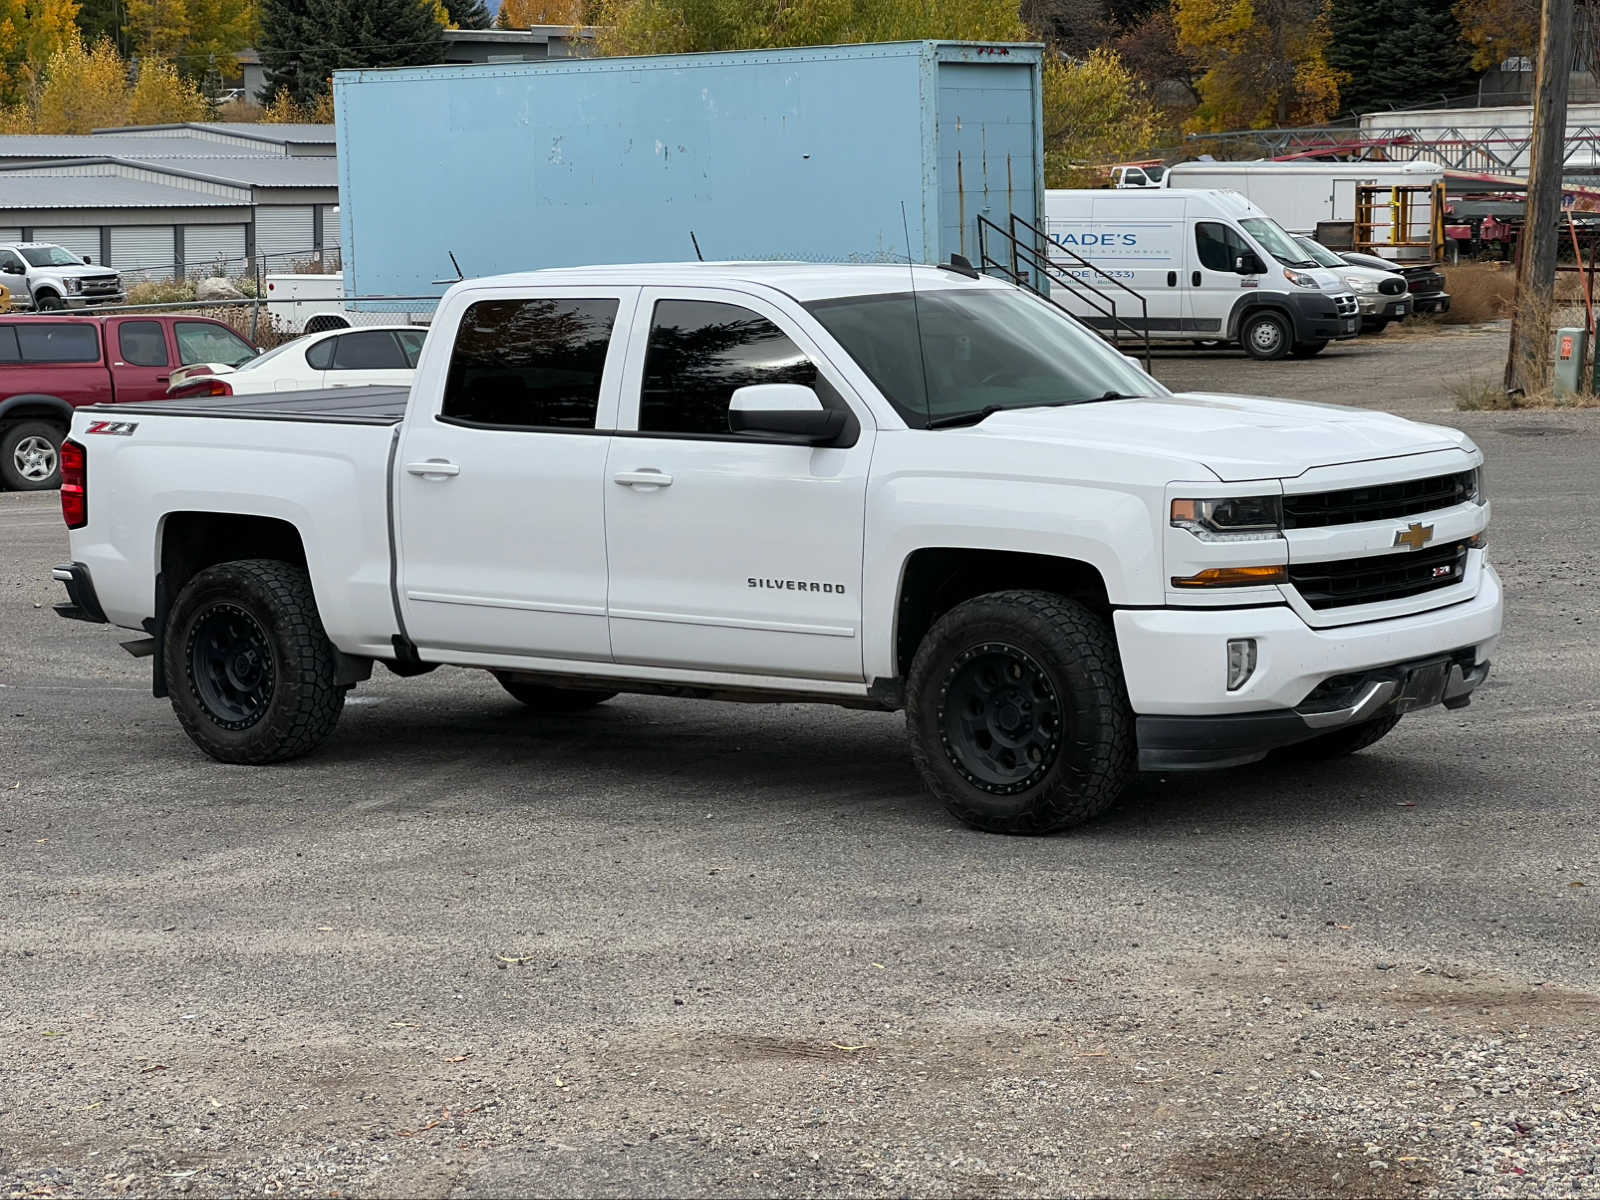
[
  {"xmin": 728, "ymin": 383, "xmax": 845, "ymax": 443},
  {"xmin": 82, "ymin": 255, "xmax": 93, "ymax": 264},
  {"xmin": 1233, "ymin": 253, "xmax": 1263, "ymax": 275}
]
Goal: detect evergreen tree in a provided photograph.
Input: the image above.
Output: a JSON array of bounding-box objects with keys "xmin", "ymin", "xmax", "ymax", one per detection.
[
  {"xmin": 445, "ymin": 0, "xmax": 492, "ymax": 27},
  {"xmin": 76, "ymin": 0, "xmax": 130, "ymax": 54},
  {"xmin": 261, "ymin": 0, "xmax": 444, "ymax": 105},
  {"xmin": 1327, "ymin": 0, "xmax": 1477, "ymax": 117},
  {"xmin": 258, "ymin": 0, "xmax": 318, "ymax": 103}
]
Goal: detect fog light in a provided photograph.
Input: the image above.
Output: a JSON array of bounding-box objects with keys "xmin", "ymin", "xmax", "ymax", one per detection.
[{"xmin": 1227, "ymin": 638, "xmax": 1257, "ymax": 691}]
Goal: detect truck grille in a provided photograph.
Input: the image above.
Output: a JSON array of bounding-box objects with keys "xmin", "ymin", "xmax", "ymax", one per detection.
[
  {"xmin": 81, "ymin": 275, "xmax": 120, "ymax": 294},
  {"xmin": 1334, "ymin": 294, "xmax": 1359, "ymax": 317},
  {"xmin": 1282, "ymin": 470, "xmax": 1477, "ymax": 529},
  {"xmin": 1378, "ymin": 278, "xmax": 1405, "ymax": 295},
  {"xmin": 1289, "ymin": 539, "xmax": 1470, "ymax": 609}
]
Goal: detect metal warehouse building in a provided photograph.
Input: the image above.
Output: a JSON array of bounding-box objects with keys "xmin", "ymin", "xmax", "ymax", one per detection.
[{"xmin": 0, "ymin": 123, "xmax": 338, "ymax": 280}]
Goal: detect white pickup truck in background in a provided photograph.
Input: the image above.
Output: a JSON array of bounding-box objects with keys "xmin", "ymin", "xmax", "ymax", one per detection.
[{"xmin": 51, "ymin": 262, "xmax": 1501, "ymax": 835}]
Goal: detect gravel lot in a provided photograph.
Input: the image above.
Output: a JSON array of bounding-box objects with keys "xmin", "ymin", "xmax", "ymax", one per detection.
[{"xmin": 3, "ymin": 323, "xmax": 1598, "ymax": 1199}]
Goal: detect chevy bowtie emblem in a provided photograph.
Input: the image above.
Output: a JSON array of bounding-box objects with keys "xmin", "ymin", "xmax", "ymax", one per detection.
[{"xmin": 1394, "ymin": 522, "xmax": 1435, "ymax": 551}]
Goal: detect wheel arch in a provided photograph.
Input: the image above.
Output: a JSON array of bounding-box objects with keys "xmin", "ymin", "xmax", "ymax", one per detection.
[
  {"xmin": 0, "ymin": 394, "xmax": 73, "ymax": 427},
  {"xmin": 158, "ymin": 511, "xmax": 310, "ymax": 607},
  {"xmin": 1225, "ymin": 294, "xmax": 1294, "ymax": 342},
  {"xmin": 891, "ymin": 547, "xmax": 1112, "ymax": 680}
]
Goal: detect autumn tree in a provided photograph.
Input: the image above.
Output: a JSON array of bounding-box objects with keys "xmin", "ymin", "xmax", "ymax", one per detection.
[
  {"xmin": 126, "ymin": 53, "xmax": 209, "ymax": 122},
  {"xmin": 0, "ymin": 0, "xmax": 84, "ymax": 104},
  {"xmin": 1108, "ymin": 5, "xmax": 1199, "ymax": 111},
  {"xmin": 1044, "ymin": 47, "xmax": 1160, "ymax": 184},
  {"xmin": 125, "ymin": 0, "xmax": 256, "ymax": 75},
  {"xmin": 1175, "ymin": 0, "xmax": 1341, "ymax": 130},
  {"xmin": 1454, "ymin": 0, "xmax": 1541, "ymax": 70},
  {"xmin": 498, "ymin": 0, "xmax": 587, "ymax": 26}
]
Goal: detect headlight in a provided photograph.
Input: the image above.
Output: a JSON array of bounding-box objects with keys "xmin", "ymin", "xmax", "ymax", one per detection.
[
  {"xmin": 1343, "ymin": 275, "xmax": 1379, "ymax": 293},
  {"xmin": 1283, "ymin": 268, "xmax": 1321, "ymax": 290},
  {"xmin": 1466, "ymin": 466, "xmax": 1487, "ymax": 505},
  {"xmin": 1171, "ymin": 495, "xmax": 1283, "ymax": 542},
  {"xmin": 65, "ymin": 278, "xmax": 82, "ymax": 293}
]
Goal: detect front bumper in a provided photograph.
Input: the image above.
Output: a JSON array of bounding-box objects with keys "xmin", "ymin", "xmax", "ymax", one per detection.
[
  {"xmin": 1116, "ymin": 563, "xmax": 1502, "ymax": 767},
  {"xmin": 1358, "ymin": 296, "xmax": 1411, "ymax": 320},
  {"xmin": 1412, "ymin": 292, "xmax": 1451, "ymax": 314},
  {"xmin": 1288, "ymin": 292, "xmax": 1360, "ymax": 342}
]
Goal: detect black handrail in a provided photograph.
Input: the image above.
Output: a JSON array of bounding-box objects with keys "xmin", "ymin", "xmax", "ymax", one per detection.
[{"xmin": 976, "ymin": 213, "xmax": 1153, "ymax": 369}]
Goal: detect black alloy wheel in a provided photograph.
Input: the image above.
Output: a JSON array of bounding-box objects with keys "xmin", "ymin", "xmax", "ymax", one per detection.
[
  {"xmin": 187, "ymin": 602, "xmax": 276, "ymax": 729},
  {"xmin": 938, "ymin": 642, "xmax": 1063, "ymax": 795}
]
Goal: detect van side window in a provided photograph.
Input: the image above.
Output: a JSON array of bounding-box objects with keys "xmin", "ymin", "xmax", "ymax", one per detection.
[
  {"xmin": 639, "ymin": 299, "xmax": 818, "ymax": 436},
  {"xmin": 442, "ymin": 297, "xmax": 618, "ymax": 429},
  {"xmin": 1195, "ymin": 222, "xmax": 1251, "ymax": 273}
]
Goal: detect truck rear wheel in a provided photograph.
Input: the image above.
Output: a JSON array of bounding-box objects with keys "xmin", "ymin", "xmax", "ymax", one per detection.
[
  {"xmin": 165, "ymin": 559, "xmax": 345, "ymax": 764},
  {"xmin": 905, "ymin": 590, "xmax": 1134, "ymax": 835},
  {"xmin": 493, "ymin": 673, "xmax": 617, "ymax": 711},
  {"xmin": 1, "ymin": 420, "xmax": 62, "ymax": 490},
  {"xmin": 1240, "ymin": 311, "xmax": 1291, "ymax": 360}
]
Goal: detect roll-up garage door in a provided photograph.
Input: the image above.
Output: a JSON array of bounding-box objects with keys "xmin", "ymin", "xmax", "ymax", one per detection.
[
  {"xmin": 254, "ymin": 206, "xmax": 315, "ymax": 269},
  {"xmin": 110, "ymin": 226, "xmax": 177, "ymax": 281},
  {"xmin": 33, "ymin": 227, "xmax": 101, "ymax": 262},
  {"xmin": 321, "ymin": 205, "xmax": 341, "ymax": 248},
  {"xmin": 184, "ymin": 225, "xmax": 248, "ymax": 277},
  {"xmin": 0, "ymin": 228, "xmax": 20, "ymax": 241}
]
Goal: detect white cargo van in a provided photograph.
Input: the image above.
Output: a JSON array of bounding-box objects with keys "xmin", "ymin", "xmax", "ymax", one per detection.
[{"xmin": 1043, "ymin": 188, "xmax": 1360, "ymax": 360}]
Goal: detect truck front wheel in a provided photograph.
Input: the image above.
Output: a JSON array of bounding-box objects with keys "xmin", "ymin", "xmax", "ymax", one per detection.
[
  {"xmin": 165, "ymin": 559, "xmax": 345, "ymax": 764},
  {"xmin": 905, "ymin": 590, "xmax": 1134, "ymax": 835},
  {"xmin": 493, "ymin": 673, "xmax": 617, "ymax": 711},
  {"xmin": 1240, "ymin": 311, "xmax": 1291, "ymax": 360}
]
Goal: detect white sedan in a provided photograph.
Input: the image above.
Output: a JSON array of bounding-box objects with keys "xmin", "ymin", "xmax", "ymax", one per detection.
[{"xmin": 168, "ymin": 324, "xmax": 427, "ymax": 397}]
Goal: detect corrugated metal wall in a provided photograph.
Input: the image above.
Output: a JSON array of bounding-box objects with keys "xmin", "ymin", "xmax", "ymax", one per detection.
[
  {"xmin": 110, "ymin": 226, "xmax": 177, "ymax": 280},
  {"xmin": 32, "ymin": 227, "xmax": 100, "ymax": 261}
]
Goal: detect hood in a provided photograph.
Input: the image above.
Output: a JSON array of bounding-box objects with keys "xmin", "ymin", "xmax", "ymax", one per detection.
[
  {"xmin": 970, "ymin": 392, "xmax": 1469, "ymax": 482},
  {"xmin": 49, "ymin": 261, "xmax": 118, "ymax": 278}
]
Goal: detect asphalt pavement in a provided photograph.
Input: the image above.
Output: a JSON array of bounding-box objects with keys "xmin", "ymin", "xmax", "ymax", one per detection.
[{"xmin": 2, "ymin": 325, "xmax": 1598, "ymax": 1198}]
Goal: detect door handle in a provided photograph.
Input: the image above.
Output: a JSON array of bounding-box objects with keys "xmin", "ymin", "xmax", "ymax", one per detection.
[
  {"xmin": 1166, "ymin": 271, "xmax": 1177, "ymax": 287},
  {"xmin": 156, "ymin": 375, "xmax": 169, "ymax": 382},
  {"xmin": 405, "ymin": 460, "xmax": 460, "ymax": 478},
  {"xmin": 1192, "ymin": 271, "xmax": 1201, "ymax": 287},
  {"xmin": 613, "ymin": 469, "xmax": 673, "ymax": 488}
]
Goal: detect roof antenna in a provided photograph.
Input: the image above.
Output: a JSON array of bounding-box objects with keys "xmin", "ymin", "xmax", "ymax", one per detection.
[
  {"xmin": 431, "ymin": 250, "xmax": 465, "ymax": 286},
  {"xmin": 900, "ymin": 201, "xmax": 933, "ymax": 427},
  {"xmin": 690, "ymin": 231, "xmax": 704, "ymax": 262}
]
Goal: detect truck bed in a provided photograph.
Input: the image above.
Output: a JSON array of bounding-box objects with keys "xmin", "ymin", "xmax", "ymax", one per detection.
[{"xmin": 89, "ymin": 385, "xmax": 410, "ymax": 426}]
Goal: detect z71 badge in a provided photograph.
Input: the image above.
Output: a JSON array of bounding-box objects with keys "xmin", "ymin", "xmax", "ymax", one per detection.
[{"xmin": 84, "ymin": 420, "xmax": 138, "ymax": 436}]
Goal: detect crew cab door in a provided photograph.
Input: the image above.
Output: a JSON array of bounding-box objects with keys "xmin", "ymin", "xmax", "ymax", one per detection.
[
  {"xmin": 394, "ymin": 287, "xmax": 634, "ymax": 662},
  {"xmin": 603, "ymin": 288, "xmax": 873, "ymax": 681},
  {"xmin": 106, "ymin": 318, "xmax": 174, "ymax": 403}
]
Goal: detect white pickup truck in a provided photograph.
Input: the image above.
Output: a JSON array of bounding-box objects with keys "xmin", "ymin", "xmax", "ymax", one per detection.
[{"xmin": 51, "ymin": 262, "xmax": 1501, "ymax": 835}]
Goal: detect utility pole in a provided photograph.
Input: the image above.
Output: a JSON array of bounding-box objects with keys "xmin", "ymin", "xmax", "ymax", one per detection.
[{"xmin": 1506, "ymin": 0, "xmax": 1576, "ymax": 394}]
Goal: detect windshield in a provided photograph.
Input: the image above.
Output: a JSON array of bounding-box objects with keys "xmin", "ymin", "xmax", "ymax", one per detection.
[
  {"xmin": 1294, "ymin": 236, "xmax": 1347, "ymax": 269},
  {"xmin": 20, "ymin": 245, "xmax": 87, "ymax": 268},
  {"xmin": 1240, "ymin": 217, "xmax": 1317, "ymax": 268},
  {"xmin": 1143, "ymin": 165, "xmax": 1166, "ymax": 182},
  {"xmin": 805, "ymin": 287, "xmax": 1165, "ymax": 428}
]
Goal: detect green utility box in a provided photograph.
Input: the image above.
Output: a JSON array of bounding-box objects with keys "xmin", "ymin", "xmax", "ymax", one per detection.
[{"xmin": 1554, "ymin": 326, "xmax": 1587, "ymax": 396}]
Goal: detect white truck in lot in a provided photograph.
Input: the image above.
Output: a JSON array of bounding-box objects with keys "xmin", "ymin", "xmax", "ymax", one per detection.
[{"xmin": 51, "ymin": 262, "xmax": 1501, "ymax": 835}]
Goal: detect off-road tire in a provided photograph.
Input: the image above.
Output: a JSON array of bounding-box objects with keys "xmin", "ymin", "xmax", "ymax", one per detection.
[
  {"xmin": 494, "ymin": 673, "xmax": 617, "ymax": 711},
  {"xmin": 905, "ymin": 590, "xmax": 1134, "ymax": 835},
  {"xmin": 165, "ymin": 558, "xmax": 344, "ymax": 764},
  {"xmin": 1277, "ymin": 713, "xmax": 1402, "ymax": 761},
  {"xmin": 1240, "ymin": 311, "xmax": 1292, "ymax": 361},
  {"xmin": 1290, "ymin": 340, "xmax": 1328, "ymax": 358},
  {"xmin": 1, "ymin": 420, "xmax": 63, "ymax": 490}
]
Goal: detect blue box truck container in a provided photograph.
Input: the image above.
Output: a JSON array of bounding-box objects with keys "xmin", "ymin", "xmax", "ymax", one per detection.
[{"xmin": 333, "ymin": 40, "xmax": 1045, "ymax": 301}]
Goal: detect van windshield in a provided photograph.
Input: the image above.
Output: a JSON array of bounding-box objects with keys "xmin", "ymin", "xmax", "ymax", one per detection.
[
  {"xmin": 1294, "ymin": 236, "xmax": 1347, "ymax": 269},
  {"xmin": 1240, "ymin": 217, "xmax": 1318, "ymax": 268},
  {"xmin": 805, "ymin": 286, "xmax": 1165, "ymax": 429}
]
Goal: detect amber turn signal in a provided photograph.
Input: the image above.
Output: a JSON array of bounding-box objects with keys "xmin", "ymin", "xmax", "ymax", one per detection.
[{"xmin": 1171, "ymin": 565, "xmax": 1288, "ymax": 588}]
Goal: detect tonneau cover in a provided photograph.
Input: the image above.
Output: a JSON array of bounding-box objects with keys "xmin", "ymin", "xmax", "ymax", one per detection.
[{"xmin": 84, "ymin": 386, "xmax": 410, "ymax": 426}]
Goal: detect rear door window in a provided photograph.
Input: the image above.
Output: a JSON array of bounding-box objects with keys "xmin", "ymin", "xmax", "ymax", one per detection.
[
  {"xmin": 395, "ymin": 328, "xmax": 426, "ymax": 367},
  {"xmin": 14, "ymin": 323, "xmax": 100, "ymax": 363},
  {"xmin": 328, "ymin": 330, "xmax": 409, "ymax": 371},
  {"xmin": 441, "ymin": 298, "xmax": 619, "ymax": 429},
  {"xmin": 118, "ymin": 321, "xmax": 169, "ymax": 367}
]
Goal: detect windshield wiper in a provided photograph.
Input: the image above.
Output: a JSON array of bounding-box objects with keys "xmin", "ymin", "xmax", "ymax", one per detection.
[
  {"xmin": 925, "ymin": 405, "xmax": 1005, "ymax": 429},
  {"xmin": 1086, "ymin": 390, "xmax": 1146, "ymax": 402}
]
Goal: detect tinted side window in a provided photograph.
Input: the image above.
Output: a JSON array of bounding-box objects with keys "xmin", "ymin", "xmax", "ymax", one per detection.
[
  {"xmin": 329, "ymin": 330, "xmax": 407, "ymax": 371},
  {"xmin": 0, "ymin": 252, "xmax": 24, "ymax": 273},
  {"xmin": 395, "ymin": 329, "xmax": 426, "ymax": 368},
  {"xmin": 1195, "ymin": 222, "xmax": 1250, "ymax": 273},
  {"xmin": 639, "ymin": 300, "xmax": 817, "ymax": 436},
  {"xmin": 0, "ymin": 327, "xmax": 19, "ymax": 363},
  {"xmin": 305, "ymin": 337, "xmax": 334, "ymax": 370},
  {"xmin": 442, "ymin": 298, "xmax": 617, "ymax": 429},
  {"xmin": 119, "ymin": 321, "xmax": 169, "ymax": 367},
  {"xmin": 16, "ymin": 323, "xmax": 100, "ymax": 364}
]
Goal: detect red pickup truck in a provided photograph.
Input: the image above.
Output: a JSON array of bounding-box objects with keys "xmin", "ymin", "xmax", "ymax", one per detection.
[{"xmin": 1, "ymin": 314, "xmax": 257, "ymax": 490}]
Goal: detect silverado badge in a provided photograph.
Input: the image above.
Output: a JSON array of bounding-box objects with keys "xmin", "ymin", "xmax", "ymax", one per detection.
[{"xmin": 1393, "ymin": 522, "xmax": 1435, "ymax": 551}]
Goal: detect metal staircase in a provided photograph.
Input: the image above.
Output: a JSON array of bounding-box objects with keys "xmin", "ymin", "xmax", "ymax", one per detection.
[{"xmin": 976, "ymin": 213, "xmax": 1152, "ymax": 369}]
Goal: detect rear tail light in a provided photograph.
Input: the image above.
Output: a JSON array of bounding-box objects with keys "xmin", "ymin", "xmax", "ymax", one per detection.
[
  {"xmin": 173, "ymin": 378, "xmax": 233, "ymax": 397},
  {"xmin": 60, "ymin": 438, "xmax": 86, "ymax": 529}
]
